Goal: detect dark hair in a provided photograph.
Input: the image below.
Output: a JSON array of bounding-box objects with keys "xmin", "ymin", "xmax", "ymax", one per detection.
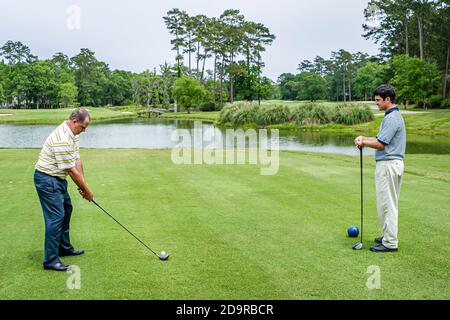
[
  {"xmin": 69, "ymin": 108, "xmax": 90, "ymax": 122},
  {"xmin": 373, "ymin": 84, "xmax": 396, "ymax": 103}
]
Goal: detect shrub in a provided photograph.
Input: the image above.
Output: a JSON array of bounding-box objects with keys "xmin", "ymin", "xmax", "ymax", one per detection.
[
  {"xmin": 220, "ymin": 101, "xmax": 374, "ymax": 127},
  {"xmin": 290, "ymin": 104, "xmax": 313, "ymax": 125},
  {"xmin": 441, "ymin": 98, "xmax": 450, "ymax": 109},
  {"xmin": 232, "ymin": 103, "xmax": 259, "ymax": 125},
  {"xmin": 291, "ymin": 103, "xmax": 332, "ymax": 125},
  {"xmin": 219, "ymin": 103, "xmax": 241, "ymax": 124},
  {"xmin": 255, "ymin": 105, "xmax": 290, "ymax": 125},
  {"xmin": 310, "ymin": 104, "xmax": 331, "ymax": 124},
  {"xmin": 199, "ymin": 102, "xmax": 216, "ymax": 111},
  {"xmin": 427, "ymin": 95, "xmax": 444, "ymax": 109},
  {"xmin": 333, "ymin": 104, "xmax": 373, "ymax": 125}
]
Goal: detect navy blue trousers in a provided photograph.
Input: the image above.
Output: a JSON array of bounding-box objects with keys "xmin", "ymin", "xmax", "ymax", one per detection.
[{"xmin": 34, "ymin": 170, "xmax": 74, "ymax": 267}]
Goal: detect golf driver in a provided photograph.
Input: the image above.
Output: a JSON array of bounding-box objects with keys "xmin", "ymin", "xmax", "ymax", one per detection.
[
  {"xmin": 92, "ymin": 200, "xmax": 169, "ymax": 260},
  {"xmin": 352, "ymin": 146, "xmax": 364, "ymax": 250}
]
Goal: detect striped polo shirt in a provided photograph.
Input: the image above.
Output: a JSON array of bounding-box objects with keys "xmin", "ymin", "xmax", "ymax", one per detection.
[{"xmin": 35, "ymin": 121, "xmax": 80, "ymax": 178}]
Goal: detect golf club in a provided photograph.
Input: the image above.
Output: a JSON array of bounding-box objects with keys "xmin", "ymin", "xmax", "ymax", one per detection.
[
  {"xmin": 352, "ymin": 146, "xmax": 364, "ymax": 250},
  {"xmin": 92, "ymin": 200, "xmax": 169, "ymax": 260}
]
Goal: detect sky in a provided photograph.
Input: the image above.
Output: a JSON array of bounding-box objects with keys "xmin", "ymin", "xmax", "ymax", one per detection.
[{"xmin": 0, "ymin": 0, "xmax": 380, "ymax": 81}]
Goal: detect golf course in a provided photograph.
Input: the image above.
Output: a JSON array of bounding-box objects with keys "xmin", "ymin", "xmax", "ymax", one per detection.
[
  {"xmin": 2, "ymin": 0, "xmax": 450, "ymax": 304},
  {"xmin": 0, "ymin": 147, "xmax": 448, "ymax": 299}
]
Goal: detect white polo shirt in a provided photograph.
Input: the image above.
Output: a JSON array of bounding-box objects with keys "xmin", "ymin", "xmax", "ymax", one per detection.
[{"xmin": 35, "ymin": 121, "xmax": 80, "ymax": 178}]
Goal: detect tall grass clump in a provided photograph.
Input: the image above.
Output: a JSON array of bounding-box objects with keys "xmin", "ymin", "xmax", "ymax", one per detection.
[
  {"xmin": 333, "ymin": 104, "xmax": 374, "ymax": 125},
  {"xmin": 232, "ymin": 103, "xmax": 260, "ymax": 125},
  {"xmin": 255, "ymin": 105, "xmax": 290, "ymax": 126},
  {"xmin": 219, "ymin": 103, "xmax": 242, "ymax": 124},
  {"xmin": 291, "ymin": 103, "xmax": 332, "ymax": 125},
  {"xmin": 219, "ymin": 102, "xmax": 374, "ymax": 127}
]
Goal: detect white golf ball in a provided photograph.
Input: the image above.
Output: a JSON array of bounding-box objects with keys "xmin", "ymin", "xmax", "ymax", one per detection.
[{"xmin": 161, "ymin": 251, "xmax": 166, "ymax": 255}]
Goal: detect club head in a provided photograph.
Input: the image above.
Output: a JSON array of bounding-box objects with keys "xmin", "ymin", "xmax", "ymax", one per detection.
[
  {"xmin": 159, "ymin": 252, "xmax": 170, "ymax": 260},
  {"xmin": 352, "ymin": 242, "xmax": 363, "ymax": 250}
]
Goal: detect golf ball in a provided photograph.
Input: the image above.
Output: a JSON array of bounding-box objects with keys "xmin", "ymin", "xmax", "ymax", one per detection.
[{"xmin": 161, "ymin": 251, "xmax": 166, "ymax": 256}]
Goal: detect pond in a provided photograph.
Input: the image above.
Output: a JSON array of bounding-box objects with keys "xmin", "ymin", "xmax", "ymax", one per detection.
[{"xmin": 0, "ymin": 118, "xmax": 449, "ymax": 155}]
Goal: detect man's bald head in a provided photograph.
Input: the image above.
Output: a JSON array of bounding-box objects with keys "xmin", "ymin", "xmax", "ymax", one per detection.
[
  {"xmin": 69, "ymin": 108, "xmax": 90, "ymax": 122},
  {"xmin": 67, "ymin": 108, "xmax": 91, "ymax": 135}
]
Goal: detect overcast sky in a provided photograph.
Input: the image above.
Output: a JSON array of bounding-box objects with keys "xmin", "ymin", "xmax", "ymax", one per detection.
[{"xmin": 0, "ymin": 0, "xmax": 380, "ymax": 81}]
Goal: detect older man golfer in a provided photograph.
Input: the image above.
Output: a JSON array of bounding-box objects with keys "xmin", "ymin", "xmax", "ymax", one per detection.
[
  {"xmin": 354, "ymin": 84, "xmax": 406, "ymax": 252},
  {"xmin": 34, "ymin": 108, "xmax": 94, "ymax": 271}
]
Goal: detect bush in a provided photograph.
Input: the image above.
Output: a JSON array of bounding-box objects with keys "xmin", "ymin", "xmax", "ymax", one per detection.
[
  {"xmin": 290, "ymin": 103, "xmax": 331, "ymax": 125},
  {"xmin": 199, "ymin": 102, "xmax": 216, "ymax": 111},
  {"xmin": 333, "ymin": 104, "xmax": 373, "ymax": 125},
  {"xmin": 219, "ymin": 103, "xmax": 245, "ymax": 124},
  {"xmin": 441, "ymin": 98, "xmax": 450, "ymax": 109},
  {"xmin": 232, "ymin": 103, "xmax": 259, "ymax": 125},
  {"xmin": 310, "ymin": 104, "xmax": 331, "ymax": 124},
  {"xmin": 427, "ymin": 95, "xmax": 444, "ymax": 109},
  {"xmin": 255, "ymin": 105, "xmax": 290, "ymax": 125},
  {"xmin": 219, "ymin": 102, "xmax": 374, "ymax": 127},
  {"xmin": 291, "ymin": 104, "xmax": 313, "ymax": 125}
]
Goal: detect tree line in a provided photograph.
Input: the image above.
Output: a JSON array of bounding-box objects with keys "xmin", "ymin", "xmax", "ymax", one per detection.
[
  {"xmin": 1, "ymin": 3, "xmax": 448, "ymax": 110},
  {"xmin": 163, "ymin": 8, "xmax": 276, "ymax": 108},
  {"xmin": 279, "ymin": 0, "xmax": 449, "ymax": 108},
  {"xmin": 0, "ymin": 8, "xmax": 277, "ymax": 110}
]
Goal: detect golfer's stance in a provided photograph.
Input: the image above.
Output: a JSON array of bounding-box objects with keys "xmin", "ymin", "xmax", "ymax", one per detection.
[
  {"xmin": 354, "ymin": 84, "xmax": 406, "ymax": 252},
  {"xmin": 34, "ymin": 108, "xmax": 94, "ymax": 271}
]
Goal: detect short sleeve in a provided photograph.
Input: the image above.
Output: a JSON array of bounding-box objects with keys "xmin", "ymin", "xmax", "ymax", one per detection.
[
  {"xmin": 53, "ymin": 142, "xmax": 77, "ymax": 170},
  {"xmin": 376, "ymin": 116, "xmax": 399, "ymax": 146}
]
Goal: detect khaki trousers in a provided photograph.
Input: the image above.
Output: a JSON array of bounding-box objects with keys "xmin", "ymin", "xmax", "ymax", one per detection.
[{"xmin": 375, "ymin": 159, "xmax": 404, "ymax": 249}]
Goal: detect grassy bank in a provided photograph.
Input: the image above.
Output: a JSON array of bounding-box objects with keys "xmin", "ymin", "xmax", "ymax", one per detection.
[
  {"xmin": 2, "ymin": 102, "xmax": 449, "ymax": 136},
  {"xmin": 160, "ymin": 111, "xmax": 219, "ymax": 122},
  {"xmin": 269, "ymin": 110, "xmax": 450, "ymax": 136},
  {"xmin": 0, "ymin": 107, "xmax": 137, "ymax": 124},
  {"xmin": 162, "ymin": 104, "xmax": 450, "ymax": 136},
  {"xmin": 0, "ymin": 148, "xmax": 448, "ymax": 299}
]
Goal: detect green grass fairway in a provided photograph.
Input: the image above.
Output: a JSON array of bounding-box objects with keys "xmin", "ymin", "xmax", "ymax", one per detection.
[
  {"xmin": 0, "ymin": 108, "xmax": 136, "ymax": 124},
  {"xmin": 0, "ymin": 149, "xmax": 449, "ymax": 299}
]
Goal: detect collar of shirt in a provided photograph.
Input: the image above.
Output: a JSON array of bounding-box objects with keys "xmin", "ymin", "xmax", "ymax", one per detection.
[
  {"xmin": 384, "ymin": 107, "xmax": 399, "ymax": 117},
  {"xmin": 63, "ymin": 120, "xmax": 77, "ymax": 139}
]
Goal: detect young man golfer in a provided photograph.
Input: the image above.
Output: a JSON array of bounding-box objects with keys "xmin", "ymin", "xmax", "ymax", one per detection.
[
  {"xmin": 34, "ymin": 108, "xmax": 94, "ymax": 271},
  {"xmin": 354, "ymin": 84, "xmax": 406, "ymax": 252}
]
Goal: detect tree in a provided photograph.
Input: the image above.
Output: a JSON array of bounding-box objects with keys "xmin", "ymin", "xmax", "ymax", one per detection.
[
  {"xmin": 278, "ymin": 73, "xmax": 297, "ymax": 100},
  {"xmin": 160, "ymin": 62, "xmax": 176, "ymax": 107},
  {"xmin": 171, "ymin": 76, "xmax": 206, "ymax": 113},
  {"xmin": 0, "ymin": 62, "xmax": 8, "ymax": 105},
  {"xmin": 0, "ymin": 41, "xmax": 36, "ymax": 67},
  {"xmin": 59, "ymin": 82, "xmax": 78, "ymax": 108},
  {"xmin": 203, "ymin": 79, "xmax": 227, "ymax": 111},
  {"xmin": 219, "ymin": 10, "xmax": 245, "ymax": 104},
  {"xmin": 243, "ymin": 22, "xmax": 275, "ymax": 104},
  {"xmin": 296, "ymin": 72, "xmax": 327, "ymax": 101},
  {"xmin": 391, "ymin": 55, "xmax": 441, "ymax": 107},
  {"xmin": 163, "ymin": 9, "xmax": 189, "ymax": 78},
  {"xmin": 106, "ymin": 70, "xmax": 134, "ymax": 106},
  {"xmin": 70, "ymin": 48, "xmax": 110, "ymax": 107},
  {"xmin": 28, "ymin": 60, "xmax": 58, "ymax": 109},
  {"xmin": 354, "ymin": 62, "xmax": 387, "ymax": 101},
  {"xmin": 331, "ymin": 50, "xmax": 353, "ymax": 101}
]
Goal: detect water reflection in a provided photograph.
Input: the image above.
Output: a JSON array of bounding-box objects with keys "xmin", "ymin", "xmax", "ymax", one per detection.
[{"xmin": 0, "ymin": 118, "xmax": 448, "ymax": 155}]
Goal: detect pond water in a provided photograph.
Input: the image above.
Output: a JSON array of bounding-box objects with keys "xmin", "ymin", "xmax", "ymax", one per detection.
[{"xmin": 0, "ymin": 118, "xmax": 449, "ymax": 156}]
